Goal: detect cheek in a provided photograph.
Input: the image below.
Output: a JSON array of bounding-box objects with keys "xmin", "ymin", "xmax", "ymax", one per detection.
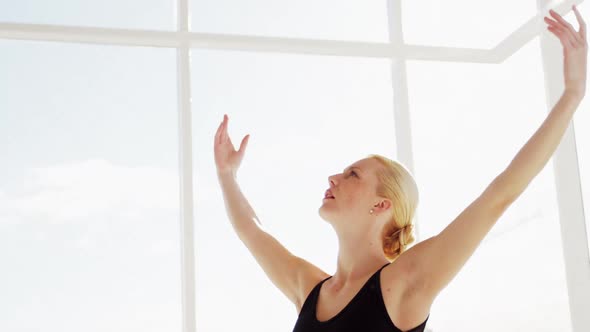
[
  {"xmin": 344, "ymin": 192, "xmax": 366, "ymax": 207},
  {"xmin": 339, "ymin": 186, "xmax": 369, "ymax": 207}
]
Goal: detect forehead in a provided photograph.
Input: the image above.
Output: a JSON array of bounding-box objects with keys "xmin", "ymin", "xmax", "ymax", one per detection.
[{"xmin": 345, "ymin": 158, "xmax": 376, "ymax": 172}]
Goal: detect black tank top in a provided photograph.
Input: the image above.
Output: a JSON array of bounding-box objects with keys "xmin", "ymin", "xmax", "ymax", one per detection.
[{"xmin": 292, "ymin": 263, "xmax": 429, "ymax": 332}]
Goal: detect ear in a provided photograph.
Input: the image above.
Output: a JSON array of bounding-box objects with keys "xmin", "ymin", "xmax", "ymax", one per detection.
[{"xmin": 374, "ymin": 198, "xmax": 392, "ymax": 213}]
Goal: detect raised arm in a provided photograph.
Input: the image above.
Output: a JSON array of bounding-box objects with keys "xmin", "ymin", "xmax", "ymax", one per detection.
[
  {"xmin": 404, "ymin": 6, "xmax": 587, "ymax": 301},
  {"xmin": 497, "ymin": 7, "xmax": 587, "ymax": 202},
  {"xmin": 214, "ymin": 114, "xmax": 326, "ymax": 310}
]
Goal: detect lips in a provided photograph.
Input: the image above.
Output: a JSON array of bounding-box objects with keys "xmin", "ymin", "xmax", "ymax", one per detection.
[{"xmin": 324, "ymin": 189, "xmax": 335, "ymax": 199}]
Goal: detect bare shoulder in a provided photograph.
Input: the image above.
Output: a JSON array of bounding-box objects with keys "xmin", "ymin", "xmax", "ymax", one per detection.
[
  {"xmin": 293, "ymin": 257, "xmax": 330, "ymax": 314},
  {"xmin": 381, "ymin": 237, "xmax": 437, "ymax": 330}
]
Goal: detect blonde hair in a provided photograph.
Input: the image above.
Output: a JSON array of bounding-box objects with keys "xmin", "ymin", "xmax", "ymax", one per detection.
[{"xmin": 367, "ymin": 154, "xmax": 419, "ymax": 262}]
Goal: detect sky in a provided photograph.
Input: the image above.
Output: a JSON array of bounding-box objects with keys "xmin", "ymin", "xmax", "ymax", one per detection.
[{"xmin": 1, "ymin": 1, "xmax": 589, "ymax": 331}]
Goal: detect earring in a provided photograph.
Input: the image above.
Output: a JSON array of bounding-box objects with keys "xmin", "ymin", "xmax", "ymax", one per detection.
[{"xmin": 370, "ymin": 209, "xmax": 374, "ymax": 214}]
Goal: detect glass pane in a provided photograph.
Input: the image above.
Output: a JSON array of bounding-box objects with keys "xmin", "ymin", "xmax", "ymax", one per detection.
[
  {"xmin": 407, "ymin": 38, "xmax": 571, "ymax": 330},
  {"xmin": 0, "ymin": 40, "xmax": 180, "ymax": 332},
  {"xmin": 192, "ymin": 50, "xmax": 395, "ymax": 331},
  {"xmin": 403, "ymin": 0, "xmax": 536, "ymax": 48},
  {"xmin": 0, "ymin": 0, "xmax": 174, "ymax": 30},
  {"xmin": 191, "ymin": 0, "xmax": 388, "ymax": 42}
]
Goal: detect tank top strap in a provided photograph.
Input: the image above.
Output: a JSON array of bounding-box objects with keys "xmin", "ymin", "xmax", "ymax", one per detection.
[
  {"xmin": 298, "ymin": 275, "xmax": 332, "ymax": 317},
  {"xmin": 369, "ymin": 262, "xmax": 391, "ymax": 285},
  {"xmin": 377, "ymin": 262, "xmax": 391, "ymax": 274}
]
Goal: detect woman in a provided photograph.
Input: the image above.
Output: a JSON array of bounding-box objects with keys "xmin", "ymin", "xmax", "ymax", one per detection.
[{"xmin": 213, "ymin": 6, "xmax": 587, "ymax": 332}]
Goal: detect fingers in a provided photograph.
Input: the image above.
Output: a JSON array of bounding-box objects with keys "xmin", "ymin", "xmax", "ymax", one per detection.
[
  {"xmin": 573, "ymin": 5, "xmax": 587, "ymax": 42},
  {"xmin": 238, "ymin": 134, "xmax": 250, "ymax": 154},
  {"xmin": 547, "ymin": 22, "xmax": 577, "ymax": 49},
  {"xmin": 214, "ymin": 114, "xmax": 228, "ymax": 146},
  {"xmin": 215, "ymin": 117, "xmax": 223, "ymax": 145},
  {"xmin": 545, "ymin": 9, "xmax": 582, "ymax": 46},
  {"xmin": 549, "ymin": 8, "xmax": 585, "ymax": 45},
  {"xmin": 221, "ymin": 114, "xmax": 228, "ymax": 143}
]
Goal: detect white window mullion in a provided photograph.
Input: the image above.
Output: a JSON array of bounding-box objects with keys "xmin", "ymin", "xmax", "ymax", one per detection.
[
  {"xmin": 386, "ymin": 1, "xmax": 425, "ymax": 243},
  {"xmin": 537, "ymin": 1, "xmax": 590, "ymax": 332},
  {"xmin": 176, "ymin": 0, "xmax": 196, "ymax": 331},
  {"xmin": 1, "ymin": 21, "xmax": 545, "ymax": 63}
]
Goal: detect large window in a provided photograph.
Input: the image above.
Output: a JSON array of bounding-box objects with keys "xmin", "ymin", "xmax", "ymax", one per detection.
[
  {"xmin": 190, "ymin": 0, "xmax": 388, "ymax": 42},
  {"xmin": 402, "ymin": 0, "xmax": 535, "ymax": 48},
  {"xmin": 0, "ymin": 0, "xmax": 174, "ymax": 30},
  {"xmin": 1, "ymin": 1, "xmax": 588, "ymax": 332},
  {"xmin": 0, "ymin": 40, "xmax": 180, "ymax": 332}
]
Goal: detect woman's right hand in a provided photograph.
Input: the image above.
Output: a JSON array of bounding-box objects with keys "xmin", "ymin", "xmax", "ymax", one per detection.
[
  {"xmin": 545, "ymin": 6, "xmax": 587, "ymax": 97},
  {"xmin": 214, "ymin": 114, "xmax": 250, "ymax": 176}
]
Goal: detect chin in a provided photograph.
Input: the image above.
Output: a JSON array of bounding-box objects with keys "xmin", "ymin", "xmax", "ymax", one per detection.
[{"xmin": 318, "ymin": 207, "xmax": 334, "ymax": 223}]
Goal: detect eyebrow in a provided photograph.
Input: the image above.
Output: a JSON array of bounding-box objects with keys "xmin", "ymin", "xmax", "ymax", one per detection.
[{"xmin": 343, "ymin": 166, "xmax": 362, "ymax": 174}]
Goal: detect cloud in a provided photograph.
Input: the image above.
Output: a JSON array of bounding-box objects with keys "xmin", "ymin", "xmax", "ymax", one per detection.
[{"xmin": 0, "ymin": 159, "xmax": 179, "ymax": 225}]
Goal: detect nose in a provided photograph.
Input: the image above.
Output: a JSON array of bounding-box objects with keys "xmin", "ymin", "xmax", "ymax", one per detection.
[{"xmin": 328, "ymin": 175, "xmax": 337, "ymax": 188}]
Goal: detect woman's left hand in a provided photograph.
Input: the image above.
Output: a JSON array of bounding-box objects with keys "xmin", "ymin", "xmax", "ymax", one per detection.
[{"xmin": 545, "ymin": 5, "xmax": 588, "ymax": 97}]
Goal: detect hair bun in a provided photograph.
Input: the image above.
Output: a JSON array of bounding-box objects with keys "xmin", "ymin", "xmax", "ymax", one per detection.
[{"xmin": 399, "ymin": 224, "xmax": 414, "ymax": 248}]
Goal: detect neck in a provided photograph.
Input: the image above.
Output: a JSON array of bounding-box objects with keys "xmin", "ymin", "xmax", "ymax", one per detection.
[{"xmin": 329, "ymin": 229, "xmax": 389, "ymax": 288}]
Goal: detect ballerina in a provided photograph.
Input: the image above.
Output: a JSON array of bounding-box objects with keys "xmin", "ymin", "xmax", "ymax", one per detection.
[{"xmin": 214, "ymin": 5, "xmax": 587, "ymax": 332}]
